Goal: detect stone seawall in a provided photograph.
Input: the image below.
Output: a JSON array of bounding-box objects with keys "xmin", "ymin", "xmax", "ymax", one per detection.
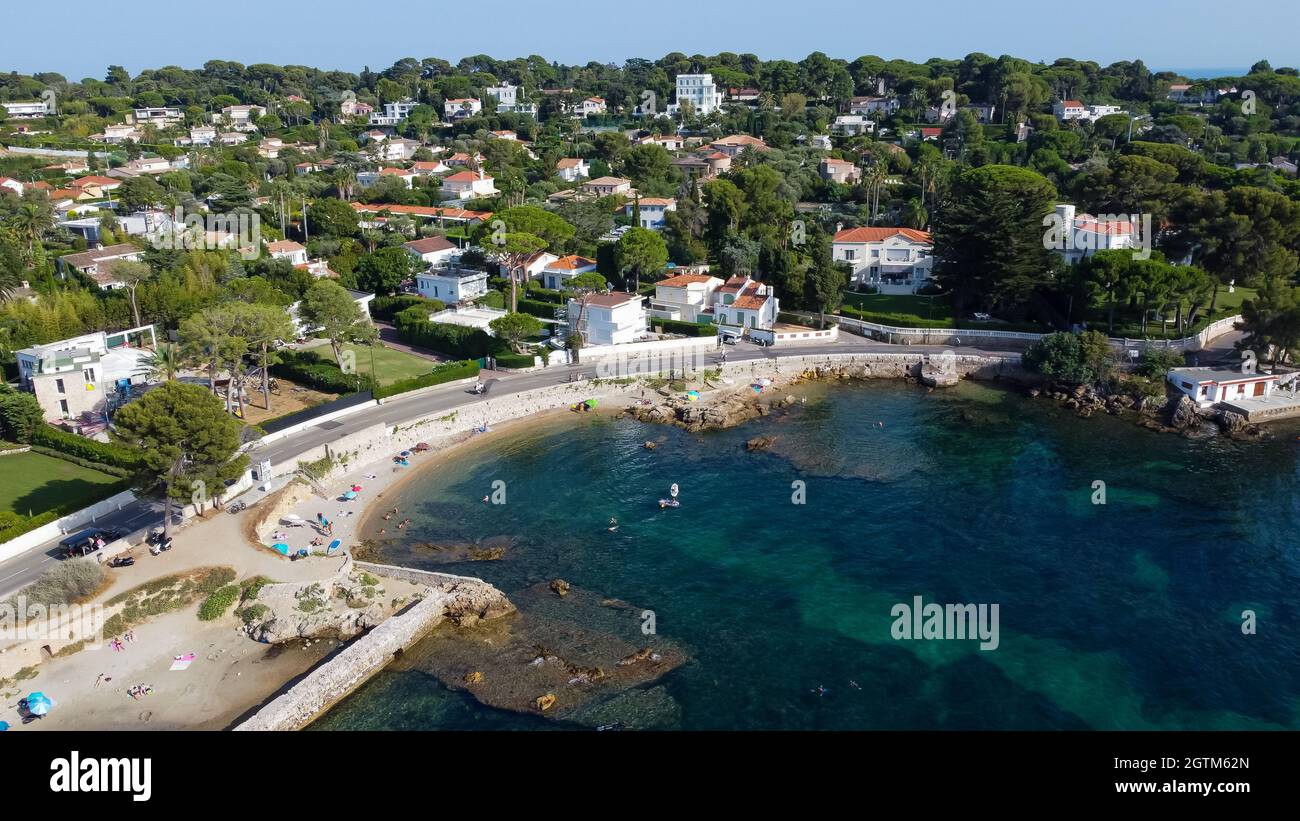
[{"xmin": 233, "ymin": 569, "xmax": 513, "ymax": 731}]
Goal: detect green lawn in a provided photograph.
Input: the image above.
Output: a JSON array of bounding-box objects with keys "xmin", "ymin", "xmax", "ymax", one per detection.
[
  {"xmin": 308, "ymin": 342, "xmax": 435, "ymax": 387},
  {"xmin": 0, "ymin": 451, "xmax": 124, "ymax": 518}
]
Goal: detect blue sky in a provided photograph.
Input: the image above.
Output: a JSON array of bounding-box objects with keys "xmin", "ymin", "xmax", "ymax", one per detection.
[{"xmin": 6, "ymin": 0, "xmax": 1294, "ymax": 80}]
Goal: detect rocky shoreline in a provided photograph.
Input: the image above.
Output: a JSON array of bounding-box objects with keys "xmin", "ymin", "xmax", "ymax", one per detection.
[{"xmin": 1027, "ymin": 383, "xmax": 1273, "ymax": 441}]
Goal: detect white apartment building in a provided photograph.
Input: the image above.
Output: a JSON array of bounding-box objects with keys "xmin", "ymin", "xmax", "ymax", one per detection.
[
  {"xmin": 570, "ymin": 292, "xmax": 647, "ymax": 346},
  {"xmin": 131, "ymin": 107, "xmax": 183, "ymax": 126},
  {"xmin": 668, "ymin": 73, "xmax": 724, "ymax": 116},
  {"xmin": 832, "ymin": 226, "xmax": 934, "ymax": 293},
  {"xmin": 2, "ymin": 100, "xmax": 52, "ymax": 118}
]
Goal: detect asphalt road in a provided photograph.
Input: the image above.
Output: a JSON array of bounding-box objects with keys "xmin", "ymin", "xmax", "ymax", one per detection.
[{"xmin": 0, "ymin": 336, "xmax": 1025, "ymax": 598}]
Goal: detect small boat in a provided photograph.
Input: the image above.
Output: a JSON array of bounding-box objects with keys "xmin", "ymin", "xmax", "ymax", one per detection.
[
  {"xmin": 658, "ymin": 499, "xmax": 680, "ymax": 509},
  {"xmin": 670, "ymin": 483, "xmax": 679, "ymax": 498}
]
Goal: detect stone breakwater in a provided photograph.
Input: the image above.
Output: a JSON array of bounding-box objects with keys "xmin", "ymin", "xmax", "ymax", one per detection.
[
  {"xmin": 234, "ymin": 562, "xmax": 514, "ymax": 731},
  {"xmin": 627, "ymin": 352, "xmax": 1029, "ymax": 432}
]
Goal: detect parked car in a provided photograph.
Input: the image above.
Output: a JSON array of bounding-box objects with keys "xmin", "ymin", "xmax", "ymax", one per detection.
[{"xmin": 58, "ymin": 527, "xmax": 123, "ymax": 559}]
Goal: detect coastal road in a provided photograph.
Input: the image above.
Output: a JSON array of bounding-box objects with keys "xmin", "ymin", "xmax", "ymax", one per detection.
[{"xmin": 0, "ymin": 336, "xmax": 1021, "ymax": 598}]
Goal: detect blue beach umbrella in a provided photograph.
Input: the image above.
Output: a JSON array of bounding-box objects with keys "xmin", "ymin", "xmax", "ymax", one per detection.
[
  {"xmin": 272, "ymin": 543, "xmax": 290, "ymax": 555},
  {"xmin": 25, "ymin": 692, "xmax": 53, "ymax": 716},
  {"xmin": 0, "ymin": 720, "xmax": 10, "ymax": 730}
]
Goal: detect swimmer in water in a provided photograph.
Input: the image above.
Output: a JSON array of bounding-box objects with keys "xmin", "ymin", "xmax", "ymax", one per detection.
[
  {"xmin": 482, "ymin": 495, "xmax": 490, "ymax": 503},
  {"xmin": 813, "ymin": 685, "xmax": 828, "ymax": 697},
  {"xmin": 378, "ymin": 528, "xmax": 386, "ymax": 535},
  {"xmin": 608, "ymin": 517, "xmax": 618, "ymax": 532}
]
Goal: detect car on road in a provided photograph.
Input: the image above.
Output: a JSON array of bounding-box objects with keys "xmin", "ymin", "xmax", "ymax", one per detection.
[{"xmin": 58, "ymin": 527, "xmax": 124, "ymax": 559}]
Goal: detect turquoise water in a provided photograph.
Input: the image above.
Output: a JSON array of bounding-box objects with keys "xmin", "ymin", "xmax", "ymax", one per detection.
[{"xmin": 313, "ymin": 380, "xmax": 1300, "ymax": 730}]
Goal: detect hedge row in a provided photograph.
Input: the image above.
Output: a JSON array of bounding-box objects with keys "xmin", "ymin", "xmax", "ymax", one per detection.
[
  {"xmin": 374, "ymin": 360, "xmax": 481, "ymax": 399},
  {"xmin": 371, "ymin": 294, "xmax": 443, "ymax": 322},
  {"xmin": 394, "ymin": 316, "xmax": 498, "ymax": 360},
  {"xmin": 517, "ymin": 298, "xmax": 559, "ymax": 319},
  {"xmin": 653, "ymin": 318, "xmax": 718, "ymax": 337},
  {"xmin": 838, "ymin": 305, "xmax": 956, "ymax": 329},
  {"xmin": 271, "ymin": 350, "xmax": 375, "ymax": 394},
  {"xmin": 525, "ymin": 286, "xmax": 565, "ymax": 304},
  {"xmin": 0, "ymin": 510, "xmax": 61, "ymax": 544},
  {"xmin": 32, "ymin": 425, "xmax": 144, "ymax": 472},
  {"xmin": 29, "ymin": 445, "xmax": 132, "ymax": 478}
]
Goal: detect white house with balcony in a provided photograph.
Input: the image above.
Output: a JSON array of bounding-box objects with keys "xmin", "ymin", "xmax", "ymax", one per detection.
[
  {"xmin": 416, "ymin": 265, "xmax": 489, "ymax": 304},
  {"xmin": 712, "ymin": 277, "xmax": 779, "ymax": 330},
  {"xmin": 668, "ymin": 73, "xmax": 724, "ymax": 116},
  {"xmin": 218, "ymin": 104, "xmax": 266, "ymax": 131},
  {"xmin": 2, "ymin": 100, "xmax": 53, "ymax": 118},
  {"xmin": 627, "ymin": 197, "xmax": 676, "ymax": 229},
  {"xmin": 369, "ymin": 99, "xmax": 417, "ymax": 126},
  {"xmin": 832, "ymin": 226, "xmax": 934, "ymax": 293},
  {"xmin": 650, "ymin": 273, "xmax": 722, "ymax": 322},
  {"xmin": 444, "ymin": 98, "xmax": 482, "ymax": 120},
  {"xmin": 832, "ymin": 114, "xmax": 875, "ymax": 136},
  {"xmin": 570, "ymin": 292, "xmax": 647, "ymax": 346}
]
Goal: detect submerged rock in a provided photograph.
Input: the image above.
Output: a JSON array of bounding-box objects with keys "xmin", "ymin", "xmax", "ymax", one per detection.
[
  {"xmin": 745, "ymin": 435, "xmax": 776, "ymax": 452},
  {"xmin": 549, "ymin": 579, "xmax": 571, "ymax": 598}
]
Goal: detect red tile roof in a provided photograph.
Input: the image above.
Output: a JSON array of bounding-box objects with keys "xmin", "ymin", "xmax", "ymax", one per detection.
[{"xmin": 834, "ymin": 226, "xmax": 932, "ymax": 244}]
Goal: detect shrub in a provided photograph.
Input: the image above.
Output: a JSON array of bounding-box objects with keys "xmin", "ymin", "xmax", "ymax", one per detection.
[
  {"xmin": 5, "ymin": 559, "xmax": 107, "ymax": 608},
  {"xmin": 477, "ymin": 290, "xmax": 505, "ymax": 309},
  {"xmin": 198, "ymin": 584, "xmax": 240, "ymax": 621},
  {"xmin": 0, "ymin": 510, "xmax": 60, "ymax": 543},
  {"xmin": 516, "ymin": 297, "xmax": 558, "ymax": 319},
  {"xmin": 1023, "ymin": 331, "xmax": 1114, "ymax": 385},
  {"xmin": 371, "ymin": 294, "xmax": 443, "ymax": 321},
  {"xmin": 525, "ymin": 285, "xmax": 565, "ymax": 304},
  {"xmin": 0, "ymin": 387, "xmax": 45, "ymax": 443},
  {"xmin": 1136, "ymin": 347, "xmax": 1186, "ymax": 378},
  {"xmin": 394, "ymin": 318, "xmax": 496, "ymax": 359},
  {"xmin": 373, "ymin": 360, "xmax": 481, "ymax": 399}
]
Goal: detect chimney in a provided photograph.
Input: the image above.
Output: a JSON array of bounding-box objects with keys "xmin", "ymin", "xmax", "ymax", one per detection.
[{"xmin": 836, "ymin": 222, "xmax": 844, "ymax": 234}]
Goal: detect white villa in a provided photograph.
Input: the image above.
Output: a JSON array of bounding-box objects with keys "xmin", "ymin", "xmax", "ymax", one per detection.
[
  {"xmin": 712, "ymin": 277, "xmax": 779, "ymax": 330},
  {"xmin": 832, "ymin": 226, "xmax": 934, "ymax": 293},
  {"xmin": 555, "ymin": 157, "xmax": 590, "ymax": 182},
  {"xmin": 832, "ymin": 115, "xmax": 874, "ymax": 136},
  {"xmin": 266, "ymin": 239, "xmax": 309, "ymax": 266},
  {"xmin": 417, "ymin": 265, "xmax": 489, "ymax": 304},
  {"xmin": 570, "ymin": 292, "xmax": 647, "ymax": 346},
  {"xmin": 1049, "ymin": 204, "xmax": 1136, "ymax": 264},
  {"xmin": 402, "ymin": 235, "xmax": 460, "ymax": 267},
  {"xmin": 541, "ymin": 255, "xmax": 598, "ymax": 290},
  {"xmin": 369, "ymin": 100, "xmax": 417, "ymax": 126},
  {"xmin": 444, "ymin": 98, "xmax": 483, "ymax": 120},
  {"xmin": 627, "ymin": 197, "xmax": 677, "ymax": 230},
  {"xmin": 16, "ymin": 325, "xmax": 157, "ymax": 424},
  {"xmin": 57, "ymin": 244, "xmax": 146, "ymax": 290},
  {"xmin": 668, "ymin": 73, "xmax": 724, "ymax": 116},
  {"xmin": 441, "ymin": 170, "xmax": 498, "ymax": 200},
  {"xmin": 650, "ymin": 273, "xmax": 723, "ymax": 322}
]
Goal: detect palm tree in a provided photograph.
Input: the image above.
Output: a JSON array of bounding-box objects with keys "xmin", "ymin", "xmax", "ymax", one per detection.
[
  {"xmin": 136, "ymin": 342, "xmax": 187, "ymax": 382},
  {"xmin": 8, "ymin": 201, "xmax": 54, "ymax": 264}
]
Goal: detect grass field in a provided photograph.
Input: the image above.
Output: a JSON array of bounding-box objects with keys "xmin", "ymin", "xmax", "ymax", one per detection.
[
  {"xmin": 307, "ymin": 342, "xmax": 433, "ymax": 387},
  {"xmin": 0, "ymin": 451, "xmax": 124, "ymax": 518}
]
